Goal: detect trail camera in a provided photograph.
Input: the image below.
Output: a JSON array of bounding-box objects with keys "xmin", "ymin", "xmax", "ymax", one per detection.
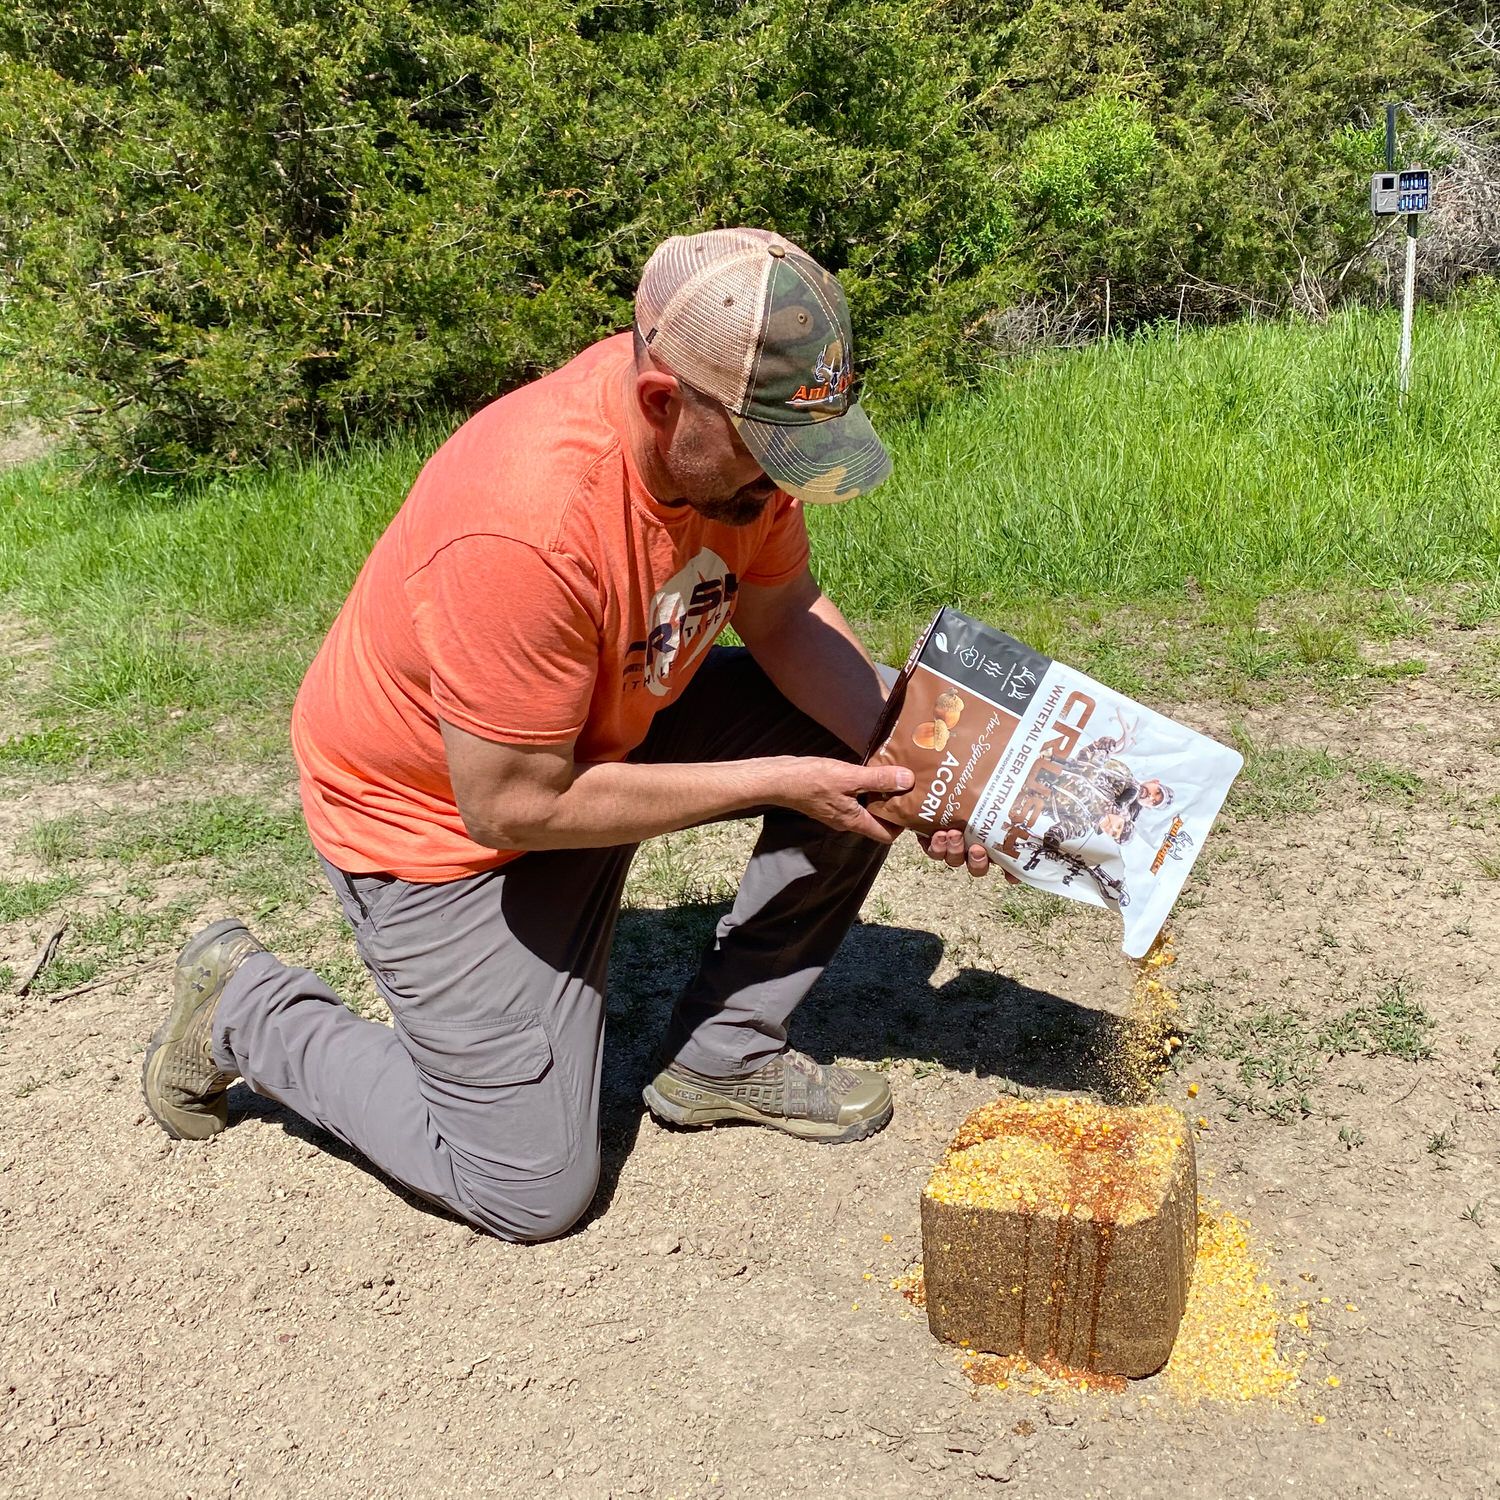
[{"xmin": 1370, "ymin": 169, "xmax": 1430, "ymax": 215}]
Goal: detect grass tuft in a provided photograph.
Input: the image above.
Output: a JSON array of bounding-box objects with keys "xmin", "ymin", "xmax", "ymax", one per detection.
[
  {"xmin": 1317, "ymin": 976, "xmax": 1436, "ymax": 1062},
  {"xmin": 0, "ymin": 875, "xmax": 79, "ymax": 924},
  {"xmin": 1229, "ymin": 737, "xmax": 1342, "ymax": 820},
  {"xmin": 1354, "ymin": 762, "xmax": 1425, "ymax": 804}
]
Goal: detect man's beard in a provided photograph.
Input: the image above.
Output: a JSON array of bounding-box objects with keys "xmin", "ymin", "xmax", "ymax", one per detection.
[
  {"xmin": 660, "ymin": 408, "xmax": 779, "ymax": 525},
  {"xmin": 687, "ymin": 481, "xmax": 777, "ymax": 527}
]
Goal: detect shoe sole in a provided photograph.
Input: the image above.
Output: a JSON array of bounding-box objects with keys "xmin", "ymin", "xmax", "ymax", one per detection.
[
  {"xmin": 141, "ymin": 918, "xmax": 252, "ymax": 1141},
  {"xmin": 641, "ymin": 1080, "xmax": 893, "ymax": 1144}
]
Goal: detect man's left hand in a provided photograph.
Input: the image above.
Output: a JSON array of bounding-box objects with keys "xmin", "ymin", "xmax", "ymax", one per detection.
[{"xmin": 917, "ymin": 828, "xmax": 1016, "ymax": 881}]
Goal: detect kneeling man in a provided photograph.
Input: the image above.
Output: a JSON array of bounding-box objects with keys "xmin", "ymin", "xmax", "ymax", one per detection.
[{"xmin": 142, "ymin": 228, "xmax": 987, "ymax": 1242}]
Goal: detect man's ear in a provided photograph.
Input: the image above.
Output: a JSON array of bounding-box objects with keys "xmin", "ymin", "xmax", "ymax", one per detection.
[{"xmin": 633, "ymin": 367, "xmax": 682, "ymax": 432}]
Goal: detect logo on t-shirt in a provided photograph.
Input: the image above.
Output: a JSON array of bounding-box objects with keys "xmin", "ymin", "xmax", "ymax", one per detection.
[{"xmin": 623, "ymin": 548, "xmax": 739, "ymax": 696}]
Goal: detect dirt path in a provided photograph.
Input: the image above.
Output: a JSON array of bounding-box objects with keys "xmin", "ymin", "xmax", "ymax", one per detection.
[{"xmin": 2, "ymin": 633, "xmax": 1498, "ymax": 1499}]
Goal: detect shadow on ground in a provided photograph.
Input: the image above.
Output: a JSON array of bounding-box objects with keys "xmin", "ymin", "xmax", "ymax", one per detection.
[
  {"xmin": 226, "ymin": 907, "xmax": 1116, "ymax": 1235},
  {"xmin": 606, "ymin": 904, "xmax": 1123, "ymax": 1116}
]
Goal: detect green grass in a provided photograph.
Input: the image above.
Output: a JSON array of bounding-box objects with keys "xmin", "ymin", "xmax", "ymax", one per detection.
[
  {"xmin": 95, "ymin": 798, "xmax": 307, "ymax": 865},
  {"xmin": 1224, "ymin": 730, "xmax": 1431, "ymax": 822},
  {"xmin": 1316, "ymin": 976, "xmax": 1436, "ymax": 1062},
  {"xmin": 18, "ymin": 897, "xmax": 197, "ymax": 998},
  {"xmin": 1228, "ymin": 741, "xmax": 1343, "ymax": 819},
  {"xmin": 2, "ymin": 298, "xmax": 1498, "ymax": 768},
  {"xmin": 1353, "ymin": 761, "xmax": 1425, "ymax": 804},
  {"xmin": 817, "ymin": 297, "xmax": 1500, "ymax": 633},
  {"xmin": 0, "ymin": 874, "xmax": 78, "ymax": 923},
  {"xmin": 1190, "ymin": 974, "xmax": 1436, "ymax": 1124}
]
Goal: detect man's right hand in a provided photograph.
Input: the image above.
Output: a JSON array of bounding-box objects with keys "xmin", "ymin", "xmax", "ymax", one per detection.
[{"xmin": 770, "ymin": 757, "xmax": 915, "ymax": 843}]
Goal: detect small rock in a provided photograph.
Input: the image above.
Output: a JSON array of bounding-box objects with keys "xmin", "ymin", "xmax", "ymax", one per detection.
[
  {"xmin": 974, "ymin": 1447, "xmax": 1016, "ymax": 1482},
  {"xmin": 650, "ymin": 1233, "xmax": 681, "ymax": 1257}
]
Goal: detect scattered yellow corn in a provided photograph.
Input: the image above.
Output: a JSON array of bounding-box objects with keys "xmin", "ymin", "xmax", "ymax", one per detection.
[
  {"xmin": 892, "ymin": 1265, "xmax": 926, "ymax": 1308},
  {"xmin": 1163, "ymin": 1205, "xmax": 1300, "ymax": 1404},
  {"xmin": 1101, "ymin": 932, "xmax": 1182, "ymax": 1103}
]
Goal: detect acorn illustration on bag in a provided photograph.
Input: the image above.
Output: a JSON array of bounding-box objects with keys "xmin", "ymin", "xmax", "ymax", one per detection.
[{"xmin": 934, "ymin": 690, "xmax": 964, "ymax": 729}]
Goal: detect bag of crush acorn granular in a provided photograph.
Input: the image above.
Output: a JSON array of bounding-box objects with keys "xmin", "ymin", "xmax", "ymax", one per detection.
[{"xmin": 863, "ymin": 607, "xmax": 1242, "ymax": 959}]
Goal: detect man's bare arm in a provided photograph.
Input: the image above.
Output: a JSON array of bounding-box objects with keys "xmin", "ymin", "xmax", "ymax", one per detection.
[
  {"xmin": 732, "ymin": 567, "xmax": 887, "ymax": 754},
  {"xmin": 440, "ymin": 722, "xmax": 915, "ymax": 853}
]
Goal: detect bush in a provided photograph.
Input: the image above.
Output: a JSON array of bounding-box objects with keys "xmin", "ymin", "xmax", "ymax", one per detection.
[{"xmin": 0, "ymin": 0, "xmax": 1468, "ymax": 473}]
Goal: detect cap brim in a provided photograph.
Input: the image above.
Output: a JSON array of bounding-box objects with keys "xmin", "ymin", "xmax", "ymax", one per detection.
[{"xmin": 733, "ymin": 401, "xmax": 892, "ymax": 505}]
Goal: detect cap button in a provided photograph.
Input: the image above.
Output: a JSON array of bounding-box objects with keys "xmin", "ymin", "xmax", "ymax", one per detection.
[{"xmin": 767, "ymin": 245, "xmax": 786, "ymax": 258}]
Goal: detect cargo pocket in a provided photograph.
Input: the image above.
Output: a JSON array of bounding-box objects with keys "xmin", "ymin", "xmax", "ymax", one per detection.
[
  {"xmin": 397, "ymin": 1011, "xmax": 577, "ymax": 1183},
  {"xmin": 398, "ymin": 1011, "xmax": 554, "ymax": 1087}
]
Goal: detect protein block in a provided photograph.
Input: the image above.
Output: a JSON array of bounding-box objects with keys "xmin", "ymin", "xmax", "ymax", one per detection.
[{"xmin": 921, "ymin": 1097, "xmax": 1197, "ymax": 1378}]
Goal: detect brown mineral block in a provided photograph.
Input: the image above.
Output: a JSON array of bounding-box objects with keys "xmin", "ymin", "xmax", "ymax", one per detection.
[{"xmin": 920, "ymin": 1097, "xmax": 1196, "ymax": 1378}]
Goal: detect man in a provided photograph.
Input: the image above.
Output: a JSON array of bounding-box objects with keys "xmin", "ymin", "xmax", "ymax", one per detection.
[
  {"xmin": 141, "ymin": 228, "xmax": 988, "ymax": 1244},
  {"xmin": 1036, "ymin": 725, "xmax": 1174, "ymax": 851}
]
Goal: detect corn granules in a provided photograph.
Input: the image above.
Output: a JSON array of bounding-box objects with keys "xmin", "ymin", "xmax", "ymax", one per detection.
[
  {"xmin": 921, "ymin": 1095, "xmax": 1196, "ymax": 1378},
  {"xmin": 1101, "ymin": 932, "xmax": 1181, "ymax": 1105},
  {"xmin": 926, "ymin": 1096, "xmax": 1189, "ymax": 1228},
  {"xmin": 1163, "ymin": 1206, "xmax": 1300, "ymax": 1403},
  {"xmin": 892, "ymin": 1264, "xmax": 927, "ymax": 1308},
  {"xmin": 963, "ymin": 1350, "xmax": 1128, "ymax": 1396}
]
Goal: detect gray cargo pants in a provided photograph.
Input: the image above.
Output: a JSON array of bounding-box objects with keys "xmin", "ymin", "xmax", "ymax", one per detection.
[{"xmin": 213, "ymin": 648, "xmax": 891, "ymax": 1242}]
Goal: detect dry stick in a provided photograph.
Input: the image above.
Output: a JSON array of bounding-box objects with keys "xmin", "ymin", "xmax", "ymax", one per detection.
[
  {"xmin": 44, "ymin": 120, "xmax": 82, "ymax": 174},
  {"xmin": 1390, "ymin": 1075, "xmax": 1425, "ymax": 1107},
  {"xmin": 46, "ymin": 955, "xmax": 172, "ymax": 1005},
  {"xmin": 16, "ymin": 923, "xmax": 67, "ymax": 998}
]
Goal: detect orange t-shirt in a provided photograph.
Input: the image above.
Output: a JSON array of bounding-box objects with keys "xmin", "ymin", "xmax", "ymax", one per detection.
[{"xmin": 292, "ymin": 333, "xmax": 811, "ymax": 882}]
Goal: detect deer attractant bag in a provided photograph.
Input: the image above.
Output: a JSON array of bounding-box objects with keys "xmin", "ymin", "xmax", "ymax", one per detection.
[{"xmin": 864, "ymin": 607, "xmax": 1242, "ymax": 959}]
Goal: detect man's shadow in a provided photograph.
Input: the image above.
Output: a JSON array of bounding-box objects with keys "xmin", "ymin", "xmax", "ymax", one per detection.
[
  {"xmin": 593, "ymin": 904, "xmax": 1132, "ymax": 1217},
  {"xmin": 789, "ymin": 919, "xmax": 1128, "ymax": 1093},
  {"xmin": 231, "ymin": 902, "xmax": 1132, "ymax": 1234}
]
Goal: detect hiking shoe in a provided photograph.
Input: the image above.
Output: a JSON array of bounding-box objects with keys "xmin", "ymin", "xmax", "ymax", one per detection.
[
  {"xmin": 643, "ymin": 1048, "xmax": 892, "ymax": 1144},
  {"xmin": 141, "ymin": 918, "xmax": 263, "ymax": 1141}
]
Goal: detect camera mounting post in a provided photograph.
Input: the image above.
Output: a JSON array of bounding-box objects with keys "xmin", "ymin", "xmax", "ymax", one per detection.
[{"xmin": 1371, "ymin": 103, "xmax": 1429, "ymax": 399}]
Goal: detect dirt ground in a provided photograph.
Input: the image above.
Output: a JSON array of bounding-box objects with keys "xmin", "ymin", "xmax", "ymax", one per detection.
[{"xmin": 2, "ymin": 626, "xmax": 1498, "ymax": 1499}]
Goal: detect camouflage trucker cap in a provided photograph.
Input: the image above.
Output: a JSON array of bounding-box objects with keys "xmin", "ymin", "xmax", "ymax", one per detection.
[{"xmin": 634, "ymin": 228, "xmax": 892, "ymax": 504}]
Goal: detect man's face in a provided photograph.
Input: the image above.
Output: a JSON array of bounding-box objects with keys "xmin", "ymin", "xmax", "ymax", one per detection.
[
  {"xmin": 1139, "ymin": 780, "xmax": 1165, "ymax": 807},
  {"xmin": 657, "ymin": 384, "xmax": 778, "ymax": 527}
]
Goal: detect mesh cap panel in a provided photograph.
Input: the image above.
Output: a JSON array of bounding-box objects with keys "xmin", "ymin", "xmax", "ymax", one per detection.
[{"xmin": 635, "ymin": 229, "xmax": 781, "ymax": 410}]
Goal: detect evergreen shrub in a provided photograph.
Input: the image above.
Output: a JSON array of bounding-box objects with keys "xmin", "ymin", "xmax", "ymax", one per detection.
[{"xmin": 0, "ymin": 0, "xmax": 1458, "ymax": 472}]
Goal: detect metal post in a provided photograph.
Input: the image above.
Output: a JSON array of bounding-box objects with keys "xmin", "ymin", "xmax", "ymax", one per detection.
[
  {"xmin": 1386, "ymin": 103, "xmax": 1397, "ymax": 172},
  {"xmin": 1398, "ymin": 212, "xmax": 1417, "ymax": 399}
]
